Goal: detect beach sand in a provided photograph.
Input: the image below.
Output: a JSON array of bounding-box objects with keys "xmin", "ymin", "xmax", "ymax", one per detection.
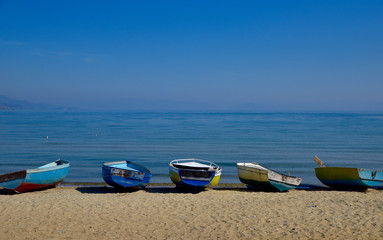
[{"xmin": 1, "ymin": 186, "xmax": 382, "ymax": 240}]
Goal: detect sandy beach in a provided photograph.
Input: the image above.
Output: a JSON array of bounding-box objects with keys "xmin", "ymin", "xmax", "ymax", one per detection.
[{"xmin": 1, "ymin": 186, "xmax": 382, "ymax": 240}]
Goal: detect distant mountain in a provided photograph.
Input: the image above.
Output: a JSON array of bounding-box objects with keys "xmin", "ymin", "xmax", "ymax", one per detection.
[{"xmin": 0, "ymin": 94, "xmax": 71, "ymax": 110}]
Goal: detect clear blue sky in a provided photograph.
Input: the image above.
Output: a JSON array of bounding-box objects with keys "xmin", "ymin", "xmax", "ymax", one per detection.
[{"xmin": 1, "ymin": 0, "xmax": 382, "ymax": 111}]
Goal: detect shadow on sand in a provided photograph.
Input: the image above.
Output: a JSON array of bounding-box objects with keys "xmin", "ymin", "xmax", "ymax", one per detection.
[
  {"xmin": 0, "ymin": 185, "xmax": 59, "ymax": 195},
  {"xmin": 2, "ymin": 183, "xmax": 378, "ymax": 195},
  {"xmin": 75, "ymin": 186, "xmax": 212, "ymax": 194},
  {"xmin": 0, "ymin": 189, "xmax": 17, "ymax": 195},
  {"xmin": 76, "ymin": 186, "xmax": 129, "ymax": 194}
]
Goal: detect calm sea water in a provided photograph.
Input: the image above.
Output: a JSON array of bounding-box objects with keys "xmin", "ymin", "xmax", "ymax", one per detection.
[{"xmin": 0, "ymin": 111, "xmax": 382, "ymax": 185}]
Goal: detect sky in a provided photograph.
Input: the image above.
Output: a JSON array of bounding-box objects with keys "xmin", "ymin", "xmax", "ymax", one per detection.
[{"xmin": 1, "ymin": 0, "xmax": 382, "ymax": 111}]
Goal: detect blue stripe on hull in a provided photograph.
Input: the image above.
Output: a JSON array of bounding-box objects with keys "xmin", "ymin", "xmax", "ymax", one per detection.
[
  {"xmin": 269, "ymin": 180, "xmax": 299, "ymax": 192},
  {"xmin": 176, "ymin": 179, "xmax": 212, "ymax": 187},
  {"xmin": 109, "ymin": 174, "xmax": 151, "ymax": 188},
  {"xmin": 359, "ymin": 170, "xmax": 383, "ymax": 187},
  {"xmin": 319, "ymin": 179, "xmax": 369, "ymax": 189},
  {"xmin": 176, "ymin": 170, "xmax": 215, "ymax": 187},
  {"xmin": 239, "ymin": 177, "xmax": 297, "ymax": 192},
  {"xmin": 25, "ymin": 168, "xmax": 69, "ymax": 185},
  {"xmin": 361, "ymin": 179, "xmax": 382, "ymax": 187},
  {"xmin": 0, "ymin": 178, "xmax": 25, "ymax": 190}
]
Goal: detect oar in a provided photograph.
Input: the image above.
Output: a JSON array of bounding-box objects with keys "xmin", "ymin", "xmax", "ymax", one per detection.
[{"xmin": 313, "ymin": 156, "xmax": 325, "ymax": 167}]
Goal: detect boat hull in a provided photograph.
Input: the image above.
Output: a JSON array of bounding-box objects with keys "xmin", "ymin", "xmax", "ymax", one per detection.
[
  {"xmin": 102, "ymin": 161, "xmax": 152, "ymax": 190},
  {"xmin": 237, "ymin": 163, "xmax": 302, "ymax": 192},
  {"xmin": 169, "ymin": 167, "xmax": 221, "ymax": 187},
  {"xmin": 169, "ymin": 159, "xmax": 221, "ymax": 188},
  {"xmin": 0, "ymin": 160, "xmax": 70, "ymax": 193},
  {"xmin": 315, "ymin": 167, "xmax": 383, "ymax": 189}
]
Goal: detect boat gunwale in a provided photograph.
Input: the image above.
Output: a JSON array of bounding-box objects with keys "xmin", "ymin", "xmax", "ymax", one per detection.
[
  {"xmin": 169, "ymin": 158, "xmax": 221, "ymax": 172},
  {"xmin": 1, "ymin": 160, "xmax": 69, "ymax": 176},
  {"xmin": 315, "ymin": 166, "xmax": 383, "ymax": 183},
  {"xmin": 28, "ymin": 161, "xmax": 70, "ymax": 174},
  {"xmin": 103, "ymin": 161, "xmax": 151, "ymax": 174},
  {"xmin": 0, "ymin": 170, "xmax": 27, "ymax": 183},
  {"xmin": 237, "ymin": 162, "xmax": 302, "ymax": 181}
]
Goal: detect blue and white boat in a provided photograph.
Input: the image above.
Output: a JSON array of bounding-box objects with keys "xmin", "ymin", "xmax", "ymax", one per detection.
[
  {"xmin": 0, "ymin": 159, "xmax": 70, "ymax": 193},
  {"xmin": 169, "ymin": 159, "xmax": 222, "ymax": 188},
  {"xmin": 102, "ymin": 161, "xmax": 152, "ymax": 190},
  {"xmin": 237, "ymin": 162, "xmax": 302, "ymax": 192}
]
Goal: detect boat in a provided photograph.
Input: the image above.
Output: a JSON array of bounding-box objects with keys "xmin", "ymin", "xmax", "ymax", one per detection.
[
  {"xmin": 314, "ymin": 156, "xmax": 383, "ymax": 189},
  {"xmin": 0, "ymin": 160, "xmax": 70, "ymax": 193},
  {"xmin": 102, "ymin": 161, "xmax": 152, "ymax": 190},
  {"xmin": 237, "ymin": 162, "xmax": 302, "ymax": 192},
  {"xmin": 169, "ymin": 159, "xmax": 222, "ymax": 188}
]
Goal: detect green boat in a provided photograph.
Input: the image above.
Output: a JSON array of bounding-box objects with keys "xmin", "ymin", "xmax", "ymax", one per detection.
[
  {"xmin": 314, "ymin": 156, "xmax": 383, "ymax": 189},
  {"xmin": 315, "ymin": 167, "xmax": 383, "ymax": 189}
]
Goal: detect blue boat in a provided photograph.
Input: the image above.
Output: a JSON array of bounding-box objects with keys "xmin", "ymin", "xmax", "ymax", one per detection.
[
  {"xmin": 102, "ymin": 161, "xmax": 152, "ymax": 190},
  {"xmin": 237, "ymin": 162, "xmax": 302, "ymax": 192},
  {"xmin": 0, "ymin": 160, "xmax": 70, "ymax": 193},
  {"xmin": 314, "ymin": 156, "xmax": 383, "ymax": 189}
]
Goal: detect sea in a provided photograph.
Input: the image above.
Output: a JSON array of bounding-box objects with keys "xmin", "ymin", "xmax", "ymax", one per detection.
[{"xmin": 0, "ymin": 111, "xmax": 382, "ymax": 185}]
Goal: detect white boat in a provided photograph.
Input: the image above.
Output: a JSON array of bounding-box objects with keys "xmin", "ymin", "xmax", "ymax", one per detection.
[
  {"xmin": 169, "ymin": 159, "xmax": 222, "ymax": 187},
  {"xmin": 237, "ymin": 162, "xmax": 302, "ymax": 191}
]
